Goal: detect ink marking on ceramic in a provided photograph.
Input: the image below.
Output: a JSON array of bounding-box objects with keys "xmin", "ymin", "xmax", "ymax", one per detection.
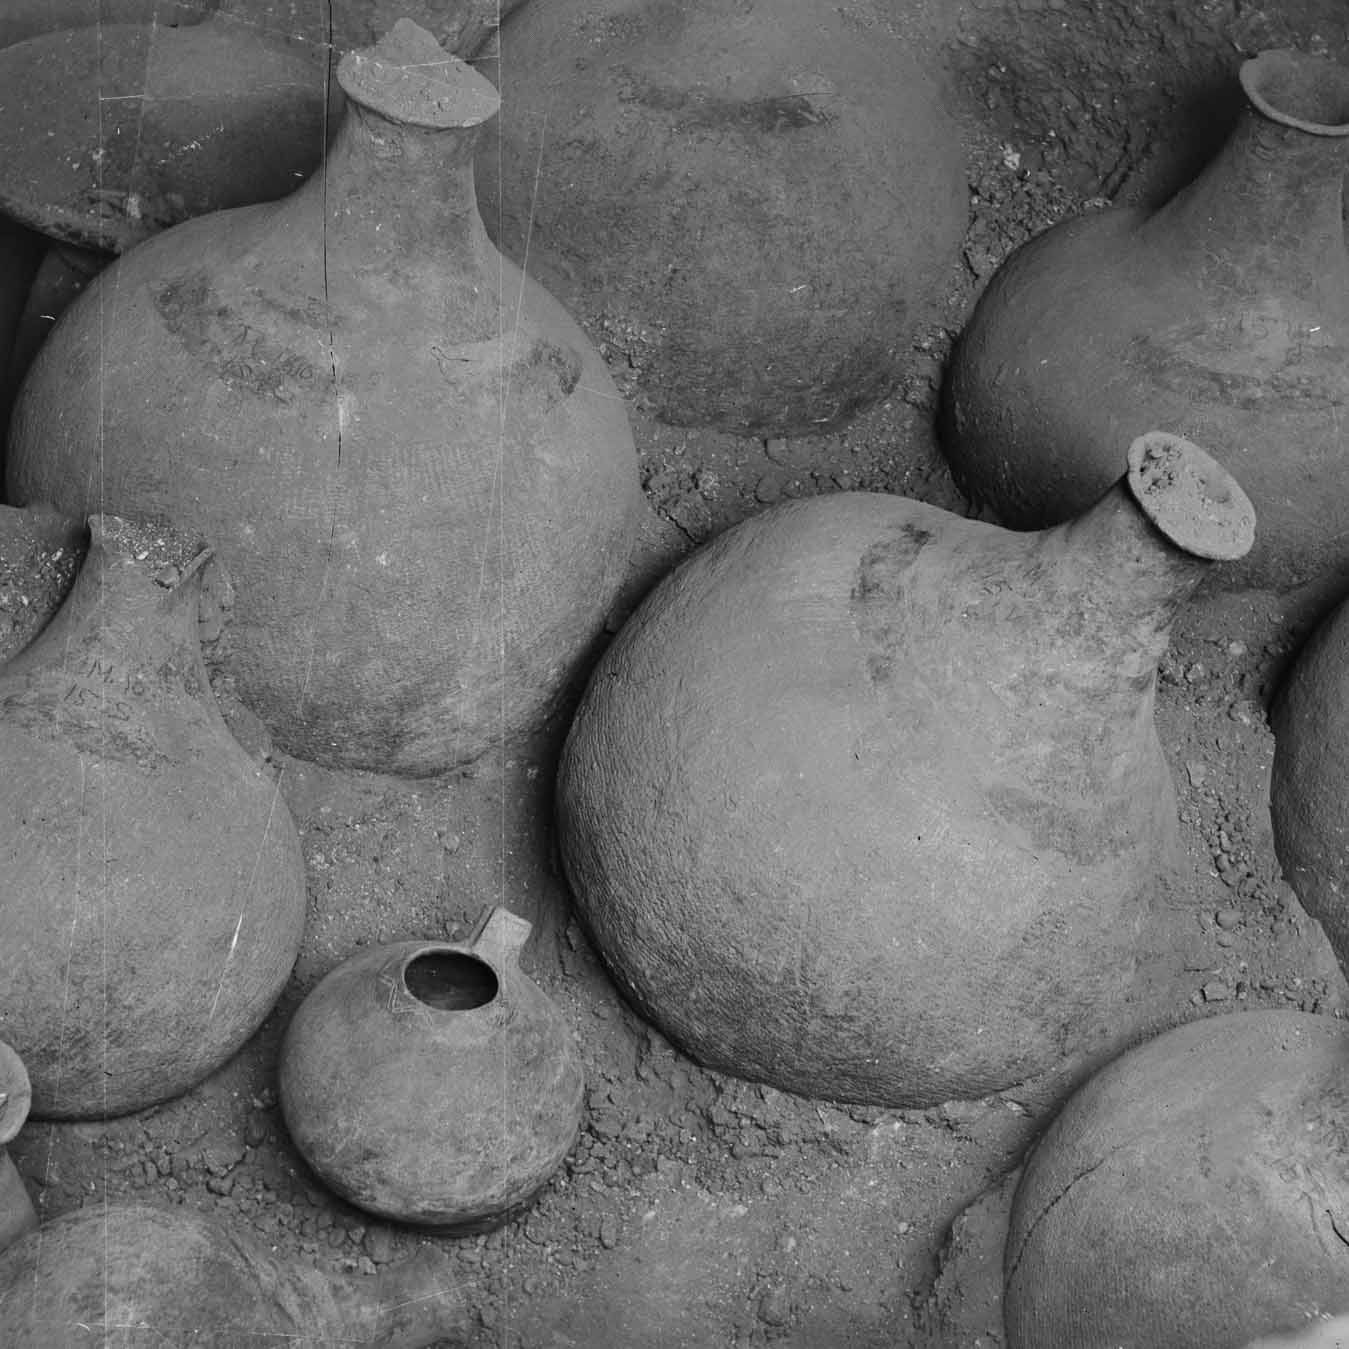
[{"xmin": 153, "ymin": 272, "xmax": 323, "ymax": 403}]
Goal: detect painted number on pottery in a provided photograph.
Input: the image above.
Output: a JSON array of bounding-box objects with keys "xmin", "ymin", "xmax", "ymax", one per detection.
[
  {"xmin": 220, "ymin": 322, "xmax": 317, "ymax": 401},
  {"xmin": 61, "ymin": 682, "xmax": 132, "ymax": 721}
]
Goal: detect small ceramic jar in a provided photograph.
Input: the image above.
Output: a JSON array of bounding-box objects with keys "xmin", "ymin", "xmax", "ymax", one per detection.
[{"xmin": 278, "ymin": 907, "xmax": 585, "ymax": 1232}]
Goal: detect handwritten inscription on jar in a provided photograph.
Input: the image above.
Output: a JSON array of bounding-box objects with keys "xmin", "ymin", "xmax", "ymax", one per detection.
[
  {"xmin": 153, "ymin": 272, "xmax": 323, "ymax": 404},
  {"xmin": 1, "ymin": 654, "xmax": 147, "ymax": 726}
]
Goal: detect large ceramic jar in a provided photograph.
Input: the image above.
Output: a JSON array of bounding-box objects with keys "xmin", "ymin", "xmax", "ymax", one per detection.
[
  {"xmin": 476, "ymin": 0, "xmax": 967, "ymax": 435},
  {"xmin": 941, "ymin": 49, "xmax": 1349, "ymax": 597},
  {"xmin": 558, "ymin": 432, "xmax": 1255, "ymax": 1107},
  {"xmin": 0, "ymin": 14, "xmax": 336, "ymax": 255},
  {"xmin": 0, "ymin": 1203, "xmax": 468, "ymax": 1346},
  {"xmin": 0, "ymin": 516, "xmax": 307, "ymax": 1118},
  {"xmin": 1005, "ymin": 1012, "xmax": 1349, "ymax": 1348},
  {"xmin": 278, "ymin": 907, "xmax": 584, "ymax": 1231},
  {"xmin": 0, "ymin": 0, "xmax": 201, "ymax": 49},
  {"xmin": 1270, "ymin": 589, "xmax": 1349, "ymax": 972},
  {"xmin": 7, "ymin": 19, "xmax": 644, "ymax": 776}
]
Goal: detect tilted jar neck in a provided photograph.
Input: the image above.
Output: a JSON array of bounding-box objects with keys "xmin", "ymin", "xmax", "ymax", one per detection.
[
  {"xmin": 1, "ymin": 517, "xmax": 211, "ymax": 693},
  {"xmin": 1142, "ymin": 50, "xmax": 1349, "ymax": 296},
  {"xmin": 1039, "ymin": 487, "xmax": 1207, "ymax": 686},
  {"xmin": 1032, "ymin": 433, "xmax": 1256, "ymax": 686}
]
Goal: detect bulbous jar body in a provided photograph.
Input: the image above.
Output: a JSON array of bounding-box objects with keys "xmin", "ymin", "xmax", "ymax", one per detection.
[
  {"xmin": 1270, "ymin": 592, "xmax": 1349, "ymax": 969},
  {"xmin": 0, "ymin": 14, "xmax": 336, "ymax": 254},
  {"xmin": 0, "ymin": 221, "xmax": 42, "ymax": 423},
  {"xmin": 1005, "ymin": 1011, "xmax": 1349, "ymax": 1349},
  {"xmin": 942, "ymin": 50, "xmax": 1349, "ymax": 596},
  {"xmin": 0, "ymin": 516, "xmax": 307, "ymax": 1119},
  {"xmin": 6, "ymin": 19, "xmax": 644, "ymax": 775},
  {"xmin": 476, "ymin": 0, "xmax": 967, "ymax": 436},
  {"xmin": 0, "ymin": 1202, "xmax": 468, "ymax": 1347},
  {"xmin": 278, "ymin": 907, "xmax": 584, "ymax": 1231},
  {"xmin": 0, "ymin": 0, "xmax": 199, "ymax": 49},
  {"xmin": 558, "ymin": 434, "xmax": 1255, "ymax": 1107}
]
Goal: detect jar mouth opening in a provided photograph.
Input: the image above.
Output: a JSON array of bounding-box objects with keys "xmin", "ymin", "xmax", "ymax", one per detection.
[
  {"xmin": 401, "ymin": 948, "xmax": 500, "ymax": 1011},
  {"xmin": 1126, "ymin": 431, "xmax": 1256, "ymax": 562},
  {"xmin": 1241, "ymin": 50, "xmax": 1349, "ymax": 136}
]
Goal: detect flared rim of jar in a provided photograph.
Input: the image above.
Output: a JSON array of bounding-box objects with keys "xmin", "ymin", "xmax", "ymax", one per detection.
[
  {"xmin": 395, "ymin": 943, "xmax": 503, "ymax": 1013},
  {"xmin": 337, "ymin": 18, "xmax": 501, "ymax": 131},
  {"xmin": 1241, "ymin": 49, "xmax": 1349, "ymax": 137}
]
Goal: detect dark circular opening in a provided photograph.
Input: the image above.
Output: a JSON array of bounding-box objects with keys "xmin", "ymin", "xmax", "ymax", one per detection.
[
  {"xmin": 1243, "ymin": 51, "xmax": 1349, "ymax": 134},
  {"xmin": 404, "ymin": 951, "xmax": 499, "ymax": 1010}
]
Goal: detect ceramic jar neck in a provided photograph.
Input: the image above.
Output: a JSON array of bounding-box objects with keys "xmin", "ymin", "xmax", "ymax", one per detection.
[
  {"xmin": 1, "ymin": 520, "xmax": 211, "ymax": 704},
  {"xmin": 319, "ymin": 101, "xmax": 492, "ymax": 266},
  {"xmin": 1042, "ymin": 482, "xmax": 1208, "ymax": 684},
  {"xmin": 319, "ymin": 19, "xmax": 501, "ymax": 273},
  {"xmin": 1144, "ymin": 51, "xmax": 1349, "ymax": 301},
  {"xmin": 1035, "ymin": 432, "xmax": 1255, "ymax": 687}
]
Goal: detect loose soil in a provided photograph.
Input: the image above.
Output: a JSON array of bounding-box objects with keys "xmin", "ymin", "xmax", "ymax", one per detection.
[{"xmin": 6, "ymin": 1, "xmax": 1349, "ymax": 1345}]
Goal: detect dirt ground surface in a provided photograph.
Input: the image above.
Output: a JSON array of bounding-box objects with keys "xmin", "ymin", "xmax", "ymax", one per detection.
[{"xmin": 6, "ymin": 0, "xmax": 1349, "ymax": 1345}]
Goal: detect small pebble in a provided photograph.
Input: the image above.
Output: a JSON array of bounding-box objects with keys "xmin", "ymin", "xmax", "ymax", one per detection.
[
  {"xmin": 758, "ymin": 1286, "xmax": 792, "ymax": 1326},
  {"xmin": 755, "ymin": 473, "xmax": 788, "ymax": 505}
]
